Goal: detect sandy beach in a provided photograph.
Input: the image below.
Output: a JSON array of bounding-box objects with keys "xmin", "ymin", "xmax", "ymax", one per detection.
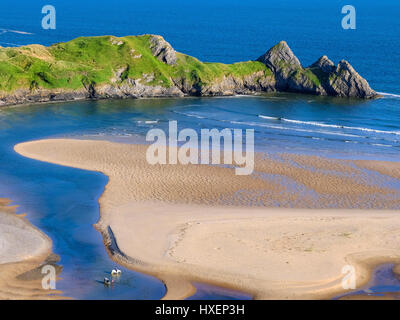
[
  {"xmin": 0, "ymin": 198, "xmax": 61, "ymax": 299},
  {"xmin": 14, "ymin": 139, "xmax": 400, "ymax": 299}
]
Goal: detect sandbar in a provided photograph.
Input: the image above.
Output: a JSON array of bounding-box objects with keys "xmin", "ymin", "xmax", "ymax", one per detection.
[{"xmin": 14, "ymin": 139, "xmax": 400, "ymax": 299}]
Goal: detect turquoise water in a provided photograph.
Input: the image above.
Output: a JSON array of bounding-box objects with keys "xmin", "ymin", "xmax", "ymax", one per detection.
[
  {"xmin": 0, "ymin": 106, "xmax": 166, "ymax": 299},
  {"xmin": 0, "ymin": 0, "xmax": 400, "ymax": 299},
  {"xmin": 0, "ymin": 98, "xmax": 265, "ymax": 299},
  {"xmin": 75, "ymin": 94, "xmax": 400, "ymax": 161},
  {"xmin": 1, "ymin": 0, "xmax": 399, "ymax": 159},
  {"xmin": 0, "ymin": 95, "xmax": 399, "ymax": 299}
]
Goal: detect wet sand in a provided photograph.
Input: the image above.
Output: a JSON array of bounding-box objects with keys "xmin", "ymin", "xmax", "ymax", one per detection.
[
  {"xmin": 0, "ymin": 199, "xmax": 61, "ymax": 299},
  {"xmin": 14, "ymin": 139, "xmax": 400, "ymax": 299}
]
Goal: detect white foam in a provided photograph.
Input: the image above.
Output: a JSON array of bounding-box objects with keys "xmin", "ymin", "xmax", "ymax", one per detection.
[
  {"xmin": 136, "ymin": 120, "xmax": 159, "ymax": 124},
  {"xmin": 377, "ymin": 92, "xmax": 400, "ymax": 99},
  {"xmin": 173, "ymin": 111, "xmax": 207, "ymax": 119},
  {"xmin": 371, "ymin": 143, "xmax": 392, "ymax": 147},
  {"xmin": 230, "ymin": 120, "xmax": 361, "ymax": 138},
  {"xmin": 0, "ymin": 28, "xmax": 34, "ymax": 35},
  {"xmin": 0, "ymin": 41, "xmax": 23, "ymax": 47},
  {"xmin": 258, "ymin": 115, "xmax": 400, "ymax": 136},
  {"xmin": 258, "ymin": 115, "xmax": 280, "ymax": 120}
]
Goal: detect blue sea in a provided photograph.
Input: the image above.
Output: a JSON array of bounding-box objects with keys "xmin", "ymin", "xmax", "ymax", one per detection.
[{"xmin": 0, "ymin": 0, "xmax": 399, "ymax": 299}]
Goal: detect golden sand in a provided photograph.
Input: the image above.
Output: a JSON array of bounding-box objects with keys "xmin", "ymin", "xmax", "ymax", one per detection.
[{"xmin": 14, "ymin": 139, "xmax": 400, "ymax": 299}]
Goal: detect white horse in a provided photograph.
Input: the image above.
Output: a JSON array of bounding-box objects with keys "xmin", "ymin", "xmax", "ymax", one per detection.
[{"xmin": 111, "ymin": 268, "xmax": 122, "ymax": 276}]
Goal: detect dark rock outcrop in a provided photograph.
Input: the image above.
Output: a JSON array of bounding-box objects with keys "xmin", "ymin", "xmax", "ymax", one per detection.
[
  {"xmin": 173, "ymin": 71, "xmax": 276, "ymax": 96},
  {"xmin": 0, "ymin": 88, "xmax": 89, "ymax": 107},
  {"xmin": 325, "ymin": 60, "xmax": 377, "ymax": 99},
  {"xmin": 257, "ymin": 41, "xmax": 301, "ymax": 90},
  {"xmin": 257, "ymin": 41, "xmax": 302, "ymax": 71},
  {"xmin": 96, "ymin": 79, "xmax": 184, "ymax": 98},
  {"xmin": 286, "ymin": 69, "xmax": 326, "ymax": 95},
  {"xmin": 257, "ymin": 41, "xmax": 376, "ymax": 99},
  {"xmin": 310, "ymin": 55, "xmax": 335, "ymax": 73},
  {"xmin": 148, "ymin": 35, "xmax": 177, "ymax": 65},
  {"xmin": 0, "ymin": 69, "xmax": 277, "ymax": 106}
]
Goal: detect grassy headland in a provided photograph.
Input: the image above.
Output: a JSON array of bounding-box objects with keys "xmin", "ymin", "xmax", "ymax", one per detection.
[
  {"xmin": 0, "ymin": 35, "xmax": 271, "ymax": 93},
  {"xmin": 0, "ymin": 34, "xmax": 377, "ymax": 104}
]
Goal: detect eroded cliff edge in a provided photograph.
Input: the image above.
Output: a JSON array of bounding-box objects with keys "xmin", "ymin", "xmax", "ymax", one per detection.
[{"xmin": 0, "ymin": 35, "xmax": 377, "ymax": 107}]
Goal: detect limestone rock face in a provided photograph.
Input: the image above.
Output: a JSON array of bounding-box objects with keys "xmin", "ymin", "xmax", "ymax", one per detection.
[
  {"xmin": 257, "ymin": 41, "xmax": 302, "ymax": 71},
  {"xmin": 96, "ymin": 80, "xmax": 184, "ymax": 98},
  {"xmin": 257, "ymin": 41, "xmax": 302, "ymax": 89},
  {"xmin": 326, "ymin": 60, "xmax": 377, "ymax": 98},
  {"xmin": 148, "ymin": 35, "xmax": 177, "ymax": 65},
  {"xmin": 286, "ymin": 69, "xmax": 326, "ymax": 95},
  {"xmin": 257, "ymin": 41, "xmax": 377, "ymax": 99},
  {"xmin": 310, "ymin": 55, "xmax": 335, "ymax": 73},
  {"xmin": 171, "ymin": 71, "xmax": 276, "ymax": 96},
  {"xmin": 196, "ymin": 71, "xmax": 276, "ymax": 96}
]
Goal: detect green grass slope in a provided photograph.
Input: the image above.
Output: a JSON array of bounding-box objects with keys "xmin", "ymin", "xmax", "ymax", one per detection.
[{"xmin": 0, "ymin": 35, "xmax": 272, "ymax": 94}]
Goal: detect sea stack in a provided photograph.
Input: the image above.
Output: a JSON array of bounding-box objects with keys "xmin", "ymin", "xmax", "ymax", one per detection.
[
  {"xmin": 257, "ymin": 41, "xmax": 377, "ymax": 99},
  {"xmin": 257, "ymin": 41, "xmax": 302, "ymax": 90},
  {"xmin": 325, "ymin": 60, "xmax": 377, "ymax": 98}
]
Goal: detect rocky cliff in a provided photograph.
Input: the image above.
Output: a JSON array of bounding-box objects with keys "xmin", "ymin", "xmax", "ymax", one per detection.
[{"xmin": 0, "ymin": 35, "xmax": 377, "ymax": 107}]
